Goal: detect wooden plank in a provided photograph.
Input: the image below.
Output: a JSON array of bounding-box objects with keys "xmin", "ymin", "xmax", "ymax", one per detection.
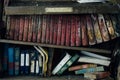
[
  {"xmin": 0, "ymin": 39, "xmax": 111, "ymax": 54},
  {"xmin": 5, "ymin": 4, "xmax": 119, "ymax": 15}
]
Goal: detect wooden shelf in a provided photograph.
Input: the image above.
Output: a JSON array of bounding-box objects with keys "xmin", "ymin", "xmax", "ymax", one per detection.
[
  {"xmin": 0, "ymin": 39, "xmax": 111, "ymax": 54},
  {"xmin": 5, "ymin": 3, "xmax": 119, "ymax": 15}
]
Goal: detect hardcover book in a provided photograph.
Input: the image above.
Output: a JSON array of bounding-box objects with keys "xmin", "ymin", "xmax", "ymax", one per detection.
[
  {"xmin": 19, "ymin": 16, "xmax": 24, "ymax": 41},
  {"xmin": 46, "ymin": 15, "xmax": 50, "ymax": 44},
  {"xmin": 20, "ymin": 50, "xmax": 25, "ymax": 75}
]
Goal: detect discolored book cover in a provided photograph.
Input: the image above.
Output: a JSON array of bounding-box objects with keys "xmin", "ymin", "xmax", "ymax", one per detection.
[{"xmin": 19, "ymin": 16, "xmax": 24, "ymax": 41}]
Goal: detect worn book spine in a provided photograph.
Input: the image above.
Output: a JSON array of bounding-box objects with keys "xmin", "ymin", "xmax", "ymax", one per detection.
[
  {"xmin": 32, "ymin": 16, "xmax": 37, "ymax": 42},
  {"xmin": 6, "ymin": 16, "xmax": 10, "ymax": 39},
  {"xmin": 98, "ymin": 14, "xmax": 110, "ymax": 42},
  {"xmin": 69, "ymin": 64, "xmax": 97, "ymax": 71},
  {"xmin": 23, "ymin": 16, "xmax": 29, "ymax": 41},
  {"xmin": 46, "ymin": 15, "xmax": 50, "ymax": 44},
  {"xmin": 27, "ymin": 16, "xmax": 33, "ymax": 42},
  {"xmin": 61, "ymin": 16, "xmax": 66, "ymax": 46},
  {"xmin": 76, "ymin": 16, "xmax": 81, "ymax": 46},
  {"xmin": 71, "ymin": 16, "xmax": 76, "ymax": 46},
  {"xmin": 104, "ymin": 15, "xmax": 116, "ymax": 39},
  {"xmin": 37, "ymin": 16, "xmax": 42, "ymax": 43},
  {"xmin": 19, "ymin": 16, "xmax": 24, "ymax": 41},
  {"xmin": 81, "ymin": 16, "xmax": 88, "ymax": 46},
  {"xmin": 91, "ymin": 14, "xmax": 102, "ymax": 44},
  {"xmin": 86, "ymin": 15, "xmax": 96, "ymax": 45},
  {"xmin": 57, "ymin": 15, "xmax": 62, "ymax": 45}
]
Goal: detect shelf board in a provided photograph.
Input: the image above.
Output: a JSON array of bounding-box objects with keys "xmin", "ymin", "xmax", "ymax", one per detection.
[
  {"xmin": 5, "ymin": 3, "xmax": 119, "ymax": 15},
  {"xmin": 0, "ymin": 39, "xmax": 111, "ymax": 54}
]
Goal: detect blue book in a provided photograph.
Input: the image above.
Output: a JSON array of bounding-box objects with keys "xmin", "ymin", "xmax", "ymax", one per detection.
[
  {"xmin": 20, "ymin": 50, "xmax": 25, "ymax": 75},
  {"xmin": 25, "ymin": 50, "xmax": 30, "ymax": 75},
  {"xmin": 14, "ymin": 47, "xmax": 20, "ymax": 75},
  {"xmin": 8, "ymin": 47, "xmax": 14, "ymax": 76}
]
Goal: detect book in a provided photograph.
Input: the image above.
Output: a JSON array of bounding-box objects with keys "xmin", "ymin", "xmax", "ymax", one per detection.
[
  {"xmin": 104, "ymin": 15, "xmax": 116, "ymax": 39},
  {"xmin": 75, "ymin": 66, "xmax": 104, "ymax": 74},
  {"xmin": 78, "ymin": 56, "xmax": 110, "ymax": 66},
  {"xmin": 52, "ymin": 52, "xmax": 71, "ymax": 75},
  {"xmin": 71, "ymin": 16, "xmax": 76, "ymax": 46},
  {"xmin": 38, "ymin": 53, "xmax": 43, "ymax": 76},
  {"xmin": 25, "ymin": 51, "xmax": 30, "ymax": 74},
  {"xmin": 98, "ymin": 14, "xmax": 110, "ymax": 42},
  {"xmin": 91, "ymin": 14, "xmax": 102, "ymax": 44},
  {"xmin": 68, "ymin": 64, "xmax": 97, "ymax": 71},
  {"xmin": 20, "ymin": 50, "xmax": 25, "ymax": 75},
  {"xmin": 57, "ymin": 54, "xmax": 79, "ymax": 75},
  {"xmin": 77, "ymin": 0, "xmax": 107, "ymax": 3},
  {"xmin": 80, "ymin": 51, "xmax": 111, "ymax": 60},
  {"xmin": 86, "ymin": 15, "xmax": 96, "ymax": 45},
  {"xmin": 81, "ymin": 15, "xmax": 88, "ymax": 46},
  {"xmin": 23, "ymin": 16, "xmax": 29, "ymax": 41},
  {"xmin": 14, "ymin": 47, "xmax": 20, "ymax": 75},
  {"xmin": 57, "ymin": 15, "xmax": 62, "ymax": 45},
  {"xmin": 6, "ymin": 16, "xmax": 10, "ymax": 39},
  {"xmin": 8, "ymin": 47, "xmax": 14, "ymax": 76},
  {"xmin": 19, "ymin": 16, "xmax": 24, "ymax": 41},
  {"xmin": 76, "ymin": 15, "xmax": 81, "ymax": 46}
]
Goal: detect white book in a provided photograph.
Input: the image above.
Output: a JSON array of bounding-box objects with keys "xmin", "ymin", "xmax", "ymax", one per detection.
[
  {"xmin": 52, "ymin": 52, "xmax": 72, "ymax": 75},
  {"xmin": 77, "ymin": 0, "xmax": 107, "ymax": 3},
  {"xmin": 80, "ymin": 51, "xmax": 111, "ymax": 60},
  {"xmin": 78, "ymin": 56, "xmax": 110, "ymax": 66}
]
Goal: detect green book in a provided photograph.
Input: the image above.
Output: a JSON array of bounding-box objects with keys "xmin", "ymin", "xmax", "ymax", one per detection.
[{"xmin": 57, "ymin": 54, "xmax": 79, "ymax": 75}]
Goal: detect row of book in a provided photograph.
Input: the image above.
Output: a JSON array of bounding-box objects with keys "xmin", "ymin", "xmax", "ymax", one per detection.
[
  {"xmin": 52, "ymin": 51, "xmax": 111, "ymax": 79},
  {"xmin": 6, "ymin": 14, "xmax": 120, "ymax": 46},
  {"xmin": 3, "ymin": 44, "xmax": 48, "ymax": 76}
]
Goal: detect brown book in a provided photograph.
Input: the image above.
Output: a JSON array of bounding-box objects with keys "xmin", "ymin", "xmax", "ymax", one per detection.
[
  {"xmin": 46, "ymin": 15, "xmax": 50, "ymax": 44},
  {"xmin": 23, "ymin": 16, "xmax": 29, "ymax": 41},
  {"xmin": 14, "ymin": 16, "xmax": 20, "ymax": 40},
  {"xmin": 27, "ymin": 16, "xmax": 32, "ymax": 42},
  {"xmin": 6, "ymin": 16, "xmax": 10, "ymax": 39},
  {"xmin": 104, "ymin": 15, "xmax": 116, "ymax": 39},
  {"xmin": 41, "ymin": 15, "xmax": 47, "ymax": 43},
  {"xmin": 69, "ymin": 64, "xmax": 97, "ymax": 71},
  {"xmin": 98, "ymin": 14, "xmax": 110, "ymax": 42},
  {"xmin": 86, "ymin": 15, "xmax": 96, "ymax": 45},
  {"xmin": 81, "ymin": 15, "xmax": 88, "ymax": 46},
  {"xmin": 37, "ymin": 16, "xmax": 42, "ymax": 43},
  {"xmin": 19, "ymin": 16, "xmax": 24, "ymax": 41},
  {"xmin": 91, "ymin": 14, "xmax": 102, "ymax": 44},
  {"xmin": 76, "ymin": 15, "xmax": 81, "ymax": 46}
]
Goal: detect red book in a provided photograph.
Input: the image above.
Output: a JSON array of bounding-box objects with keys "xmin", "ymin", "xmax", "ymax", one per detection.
[
  {"xmin": 76, "ymin": 16, "xmax": 81, "ymax": 46},
  {"xmin": 57, "ymin": 15, "xmax": 62, "ymax": 45},
  {"xmin": 86, "ymin": 15, "xmax": 96, "ymax": 45},
  {"xmin": 81, "ymin": 16, "xmax": 88, "ymax": 46},
  {"xmin": 41, "ymin": 15, "xmax": 47, "ymax": 43},
  {"xmin": 53, "ymin": 16, "xmax": 58, "ymax": 45},
  {"xmin": 98, "ymin": 14, "xmax": 110, "ymax": 42},
  {"xmin": 37, "ymin": 16, "xmax": 42, "ymax": 43},
  {"xmin": 9, "ymin": 16, "xmax": 15, "ymax": 40},
  {"xmin": 27, "ymin": 16, "xmax": 32, "ymax": 42},
  {"xmin": 71, "ymin": 16, "xmax": 76, "ymax": 46},
  {"xmin": 61, "ymin": 16, "xmax": 66, "ymax": 46},
  {"xmin": 19, "ymin": 16, "xmax": 24, "ymax": 41},
  {"xmin": 23, "ymin": 16, "xmax": 29, "ymax": 41},
  {"xmin": 49, "ymin": 15, "xmax": 54, "ymax": 44},
  {"xmin": 46, "ymin": 15, "xmax": 50, "ymax": 44},
  {"xmin": 14, "ymin": 17, "xmax": 20, "ymax": 40}
]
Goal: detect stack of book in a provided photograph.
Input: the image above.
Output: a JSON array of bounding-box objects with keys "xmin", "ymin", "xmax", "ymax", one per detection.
[
  {"xmin": 52, "ymin": 51, "xmax": 111, "ymax": 80},
  {"xmin": 3, "ymin": 44, "xmax": 48, "ymax": 76},
  {"xmin": 6, "ymin": 14, "xmax": 120, "ymax": 46}
]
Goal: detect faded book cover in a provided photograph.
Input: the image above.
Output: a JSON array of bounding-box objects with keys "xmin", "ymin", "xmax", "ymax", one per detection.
[{"xmin": 19, "ymin": 16, "xmax": 24, "ymax": 41}]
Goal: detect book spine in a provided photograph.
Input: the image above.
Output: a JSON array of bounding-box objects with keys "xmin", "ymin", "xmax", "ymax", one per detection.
[
  {"xmin": 14, "ymin": 47, "xmax": 20, "ymax": 76},
  {"xmin": 71, "ymin": 16, "xmax": 76, "ymax": 46},
  {"xmin": 104, "ymin": 15, "xmax": 116, "ymax": 39},
  {"xmin": 6, "ymin": 16, "xmax": 10, "ymax": 39},
  {"xmin": 91, "ymin": 14, "xmax": 102, "ymax": 43},
  {"xmin": 76, "ymin": 16, "xmax": 81, "ymax": 46},
  {"xmin": 81, "ymin": 16, "xmax": 88, "ymax": 46},
  {"xmin": 86, "ymin": 15, "xmax": 96, "ymax": 45},
  {"xmin": 27, "ymin": 16, "xmax": 33, "ymax": 42},
  {"xmin": 41, "ymin": 15, "xmax": 47, "ymax": 43},
  {"xmin": 25, "ymin": 51, "xmax": 30, "ymax": 74},
  {"xmin": 68, "ymin": 64, "xmax": 97, "ymax": 71},
  {"xmin": 46, "ymin": 15, "xmax": 50, "ymax": 44},
  {"xmin": 38, "ymin": 54, "xmax": 42, "ymax": 76},
  {"xmin": 57, "ymin": 15, "xmax": 62, "ymax": 45},
  {"xmin": 37, "ymin": 16, "xmax": 42, "ymax": 43},
  {"xmin": 75, "ymin": 66, "xmax": 104, "ymax": 74},
  {"xmin": 61, "ymin": 16, "xmax": 66, "ymax": 46},
  {"xmin": 32, "ymin": 16, "xmax": 37, "ymax": 42},
  {"xmin": 19, "ymin": 16, "xmax": 24, "ymax": 41},
  {"xmin": 8, "ymin": 47, "xmax": 14, "ymax": 76},
  {"xmin": 23, "ymin": 16, "xmax": 29, "ymax": 41},
  {"xmin": 20, "ymin": 51, "xmax": 25, "ymax": 75},
  {"xmin": 98, "ymin": 14, "xmax": 110, "ymax": 42},
  {"xmin": 57, "ymin": 54, "xmax": 79, "ymax": 75}
]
